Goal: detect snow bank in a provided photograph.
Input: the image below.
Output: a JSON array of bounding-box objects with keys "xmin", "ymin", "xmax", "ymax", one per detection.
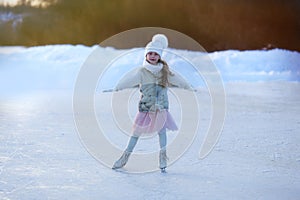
[
  {"xmin": 0, "ymin": 45, "xmax": 95, "ymax": 94},
  {"xmin": 0, "ymin": 45, "xmax": 299, "ymax": 95},
  {"xmin": 210, "ymin": 49, "xmax": 300, "ymax": 82}
]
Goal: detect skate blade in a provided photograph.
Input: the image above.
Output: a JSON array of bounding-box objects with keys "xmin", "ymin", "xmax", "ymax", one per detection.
[{"xmin": 160, "ymin": 168, "xmax": 167, "ymax": 173}]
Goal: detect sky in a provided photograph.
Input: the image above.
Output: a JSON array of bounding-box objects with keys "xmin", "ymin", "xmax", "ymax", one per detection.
[
  {"xmin": 0, "ymin": 0, "xmax": 52, "ymax": 7},
  {"xmin": 0, "ymin": 0, "xmax": 21, "ymax": 6}
]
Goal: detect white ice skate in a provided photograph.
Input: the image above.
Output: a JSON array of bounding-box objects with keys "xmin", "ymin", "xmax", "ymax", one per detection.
[
  {"xmin": 159, "ymin": 149, "xmax": 168, "ymax": 173},
  {"xmin": 112, "ymin": 151, "xmax": 131, "ymax": 169}
]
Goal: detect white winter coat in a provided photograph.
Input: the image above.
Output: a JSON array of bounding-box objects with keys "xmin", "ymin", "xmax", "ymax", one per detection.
[{"xmin": 115, "ymin": 66, "xmax": 193, "ymax": 112}]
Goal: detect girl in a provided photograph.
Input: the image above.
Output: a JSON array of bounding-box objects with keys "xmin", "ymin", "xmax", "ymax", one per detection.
[{"xmin": 110, "ymin": 34, "xmax": 193, "ymax": 172}]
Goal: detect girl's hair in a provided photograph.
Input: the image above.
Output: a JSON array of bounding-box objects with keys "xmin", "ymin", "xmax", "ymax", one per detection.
[{"xmin": 159, "ymin": 59, "xmax": 174, "ymax": 87}]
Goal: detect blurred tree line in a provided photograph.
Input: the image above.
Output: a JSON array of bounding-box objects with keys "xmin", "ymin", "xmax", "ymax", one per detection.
[{"xmin": 0, "ymin": 0, "xmax": 299, "ymax": 51}]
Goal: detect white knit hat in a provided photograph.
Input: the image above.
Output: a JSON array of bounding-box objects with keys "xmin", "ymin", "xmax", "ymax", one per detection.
[{"xmin": 144, "ymin": 34, "xmax": 168, "ymax": 58}]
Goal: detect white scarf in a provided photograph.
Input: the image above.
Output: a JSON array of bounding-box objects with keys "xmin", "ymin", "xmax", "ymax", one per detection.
[{"xmin": 143, "ymin": 60, "xmax": 163, "ymax": 75}]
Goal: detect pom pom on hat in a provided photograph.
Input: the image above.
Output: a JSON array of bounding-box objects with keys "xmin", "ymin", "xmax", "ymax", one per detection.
[
  {"xmin": 152, "ymin": 34, "xmax": 168, "ymax": 49},
  {"xmin": 144, "ymin": 34, "xmax": 168, "ymax": 58}
]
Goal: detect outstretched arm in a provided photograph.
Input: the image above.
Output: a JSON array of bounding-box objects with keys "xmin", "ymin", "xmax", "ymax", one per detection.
[
  {"xmin": 168, "ymin": 71, "xmax": 195, "ymax": 91},
  {"xmin": 115, "ymin": 67, "xmax": 141, "ymax": 91},
  {"xmin": 102, "ymin": 67, "xmax": 141, "ymax": 92}
]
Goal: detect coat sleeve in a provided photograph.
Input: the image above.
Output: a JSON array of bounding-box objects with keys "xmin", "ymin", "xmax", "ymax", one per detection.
[
  {"xmin": 114, "ymin": 67, "xmax": 141, "ymax": 91},
  {"xmin": 168, "ymin": 71, "xmax": 194, "ymax": 91}
]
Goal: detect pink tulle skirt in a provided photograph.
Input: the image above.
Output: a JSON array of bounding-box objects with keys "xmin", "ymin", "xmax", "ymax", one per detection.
[{"xmin": 132, "ymin": 109, "xmax": 178, "ymax": 136}]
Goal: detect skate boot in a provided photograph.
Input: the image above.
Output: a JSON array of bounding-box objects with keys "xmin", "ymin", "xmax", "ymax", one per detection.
[
  {"xmin": 159, "ymin": 149, "xmax": 168, "ymax": 173},
  {"xmin": 112, "ymin": 151, "xmax": 131, "ymax": 169}
]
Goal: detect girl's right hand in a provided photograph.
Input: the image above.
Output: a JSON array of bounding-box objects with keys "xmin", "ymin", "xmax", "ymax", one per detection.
[{"xmin": 102, "ymin": 89, "xmax": 114, "ymax": 93}]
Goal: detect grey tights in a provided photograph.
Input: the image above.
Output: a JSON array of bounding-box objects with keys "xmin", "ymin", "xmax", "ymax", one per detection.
[{"xmin": 125, "ymin": 128, "xmax": 167, "ymax": 152}]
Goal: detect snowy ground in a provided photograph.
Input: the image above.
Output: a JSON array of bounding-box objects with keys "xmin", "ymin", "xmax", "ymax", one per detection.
[{"xmin": 0, "ymin": 45, "xmax": 300, "ymax": 199}]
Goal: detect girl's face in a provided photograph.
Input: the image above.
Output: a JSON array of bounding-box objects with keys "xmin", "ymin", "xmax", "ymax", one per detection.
[{"xmin": 146, "ymin": 52, "xmax": 160, "ymax": 65}]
